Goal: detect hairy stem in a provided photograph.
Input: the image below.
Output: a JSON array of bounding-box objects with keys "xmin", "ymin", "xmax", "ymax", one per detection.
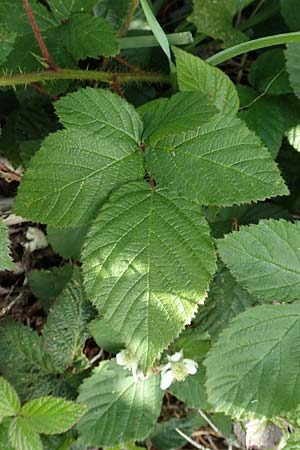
[
  {"xmin": 207, "ymin": 31, "xmax": 300, "ymax": 66},
  {"xmin": 22, "ymin": 0, "xmax": 57, "ymax": 71},
  {"xmin": 0, "ymin": 68, "xmax": 170, "ymax": 88}
]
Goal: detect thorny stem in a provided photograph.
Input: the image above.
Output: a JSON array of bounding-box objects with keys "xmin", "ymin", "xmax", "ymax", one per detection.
[
  {"xmin": 119, "ymin": 0, "xmax": 140, "ymax": 37},
  {"xmin": 22, "ymin": 0, "xmax": 57, "ymax": 71},
  {"xmin": 0, "ymin": 69, "xmax": 170, "ymax": 88}
]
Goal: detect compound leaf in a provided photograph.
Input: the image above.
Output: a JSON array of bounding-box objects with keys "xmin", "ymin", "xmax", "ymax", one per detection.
[
  {"xmin": 218, "ymin": 219, "xmax": 300, "ymax": 302},
  {"xmin": 14, "ymin": 89, "xmax": 144, "ymax": 226},
  {"xmin": 0, "ymin": 219, "xmax": 15, "ymax": 271},
  {"xmin": 82, "ymin": 181, "xmax": 216, "ymax": 370},
  {"xmin": 9, "ymin": 418, "xmax": 42, "ymax": 450},
  {"xmin": 0, "ymin": 377, "xmax": 21, "ymax": 417},
  {"xmin": 173, "ymin": 47, "xmax": 239, "ymax": 115},
  {"xmin": 205, "ymin": 304, "xmax": 300, "ymax": 417},
  {"xmin": 77, "ymin": 360, "xmax": 163, "ymax": 446},
  {"xmin": 43, "ymin": 268, "xmax": 95, "ymax": 372},
  {"xmin": 146, "ymin": 114, "xmax": 288, "ymax": 207},
  {"xmin": 22, "ymin": 397, "xmax": 87, "ymax": 435}
]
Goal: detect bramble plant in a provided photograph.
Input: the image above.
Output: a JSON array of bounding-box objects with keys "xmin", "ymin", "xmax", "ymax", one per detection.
[{"xmin": 2, "ymin": 1, "xmax": 300, "ymax": 449}]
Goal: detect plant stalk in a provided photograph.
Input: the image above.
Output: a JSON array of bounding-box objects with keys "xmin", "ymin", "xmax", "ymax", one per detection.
[{"xmin": 0, "ymin": 68, "xmax": 170, "ymax": 88}]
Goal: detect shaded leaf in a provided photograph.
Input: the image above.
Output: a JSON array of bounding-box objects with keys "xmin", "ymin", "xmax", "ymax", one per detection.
[
  {"xmin": 43, "ymin": 268, "xmax": 95, "ymax": 372},
  {"xmin": 77, "ymin": 360, "xmax": 163, "ymax": 446}
]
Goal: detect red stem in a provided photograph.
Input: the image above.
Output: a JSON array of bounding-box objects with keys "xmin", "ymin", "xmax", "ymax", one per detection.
[{"xmin": 22, "ymin": 0, "xmax": 57, "ymax": 71}]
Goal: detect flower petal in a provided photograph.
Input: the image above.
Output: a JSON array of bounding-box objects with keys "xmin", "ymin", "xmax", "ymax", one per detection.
[
  {"xmin": 160, "ymin": 362, "xmax": 172, "ymax": 373},
  {"xmin": 169, "ymin": 350, "xmax": 183, "ymax": 362},
  {"xmin": 116, "ymin": 350, "xmax": 126, "ymax": 366},
  {"xmin": 183, "ymin": 359, "xmax": 198, "ymax": 375},
  {"xmin": 160, "ymin": 370, "xmax": 174, "ymax": 390}
]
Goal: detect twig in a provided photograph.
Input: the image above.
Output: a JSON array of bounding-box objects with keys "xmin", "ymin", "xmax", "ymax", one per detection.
[
  {"xmin": 175, "ymin": 428, "xmax": 210, "ymax": 450},
  {"xmin": 114, "ymin": 55, "xmax": 145, "ymax": 73},
  {"xmin": 198, "ymin": 409, "xmax": 222, "ymax": 436},
  {"xmin": 0, "ymin": 162, "xmax": 22, "ymax": 182},
  {"xmin": 119, "ymin": 0, "xmax": 140, "ymax": 37},
  {"xmin": 22, "ymin": 0, "xmax": 57, "ymax": 71},
  {"xmin": 89, "ymin": 349, "xmax": 104, "ymax": 365},
  {"xmin": 30, "ymin": 83, "xmax": 59, "ymax": 101}
]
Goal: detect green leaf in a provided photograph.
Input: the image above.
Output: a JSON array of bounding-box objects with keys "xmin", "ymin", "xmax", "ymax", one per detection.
[
  {"xmin": 63, "ymin": 13, "xmax": 119, "ymax": 60},
  {"xmin": 286, "ymin": 43, "xmax": 300, "ymax": 99},
  {"xmin": 145, "ymin": 114, "xmax": 288, "ymax": 207},
  {"xmin": 48, "ymin": 0, "xmax": 96, "ymax": 20},
  {"xmin": 0, "ymin": 219, "xmax": 15, "ymax": 271},
  {"xmin": 22, "ymin": 397, "xmax": 87, "ymax": 435},
  {"xmin": 194, "ymin": 264, "xmax": 260, "ymax": 339},
  {"xmin": 239, "ymin": 96, "xmax": 285, "ymax": 158},
  {"xmin": 0, "ymin": 1, "xmax": 58, "ymax": 35},
  {"xmin": 248, "ymin": 49, "xmax": 292, "ymax": 95},
  {"xmin": 188, "ymin": 0, "xmax": 247, "ymax": 47},
  {"xmin": 89, "ymin": 317, "xmax": 123, "ymax": 353},
  {"xmin": 9, "ymin": 417, "xmax": 42, "ymax": 450},
  {"xmin": 0, "ymin": 418, "xmax": 14, "ymax": 450},
  {"xmin": 94, "ymin": 0, "xmax": 133, "ymax": 31},
  {"xmin": 218, "ymin": 219, "xmax": 300, "ymax": 302},
  {"xmin": 0, "ymin": 320, "xmax": 56, "ymax": 401},
  {"xmin": 173, "ymin": 47, "xmax": 239, "ymax": 115},
  {"xmin": 0, "ymin": 26, "xmax": 16, "ymax": 64},
  {"xmin": 139, "ymin": 91, "xmax": 218, "ymax": 140},
  {"xmin": 77, "ymin": 360, "xmax": 163, "ymax": 446},
  {"xmin": 280, "ymin": 0, "xmax": 300, "ymax": 31},
  {"xmin": 47, "ymin": 225, "xmax": 89, "ymax": 259},
  {"xmin": 205, "ymin": 304, "xmax": 300, "ymax": 417},
  {"xmin": 28, "ymin": 264, "xmax": 74, "ymax": 312},
  {"xmin": 0, "ymin": 377, "xmax": 21, "ymax": 417},
  {"xmin": 43, "ymin": 268, "xmax": 95, "ymax": 372},
  {"xmin": 284, "ymin": 430, "xmax": 300, "ymax": 450},
  {"xmin": 55, "ymin": 88, "xmax": 143, "ymax": 141},
  {"xmin": 82, "ymin": 181, "xmax": 216, "ymax": 370},
  {"xmin": 14, "ymin": 89, "xmax": 144, "ymax": 226}
]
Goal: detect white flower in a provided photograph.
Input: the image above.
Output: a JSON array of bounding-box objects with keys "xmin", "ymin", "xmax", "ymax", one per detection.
[
  {"xmin": 160, "ymin": 350, "xmax": 198, "ymax": 390},
  {"xmin": 116, "ymin": 349, "xmax": 148, "ymax": 381}
]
